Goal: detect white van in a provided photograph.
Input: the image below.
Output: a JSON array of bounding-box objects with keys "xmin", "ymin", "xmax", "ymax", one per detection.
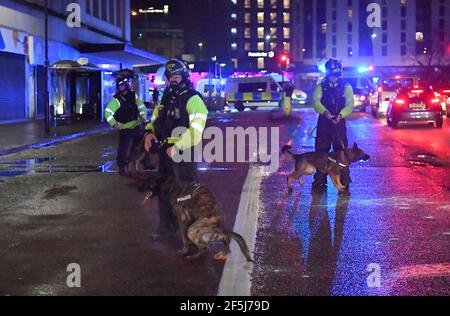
[{"xmin": 224, "ymin": 76, "xmax": 283, "ymax": 111}]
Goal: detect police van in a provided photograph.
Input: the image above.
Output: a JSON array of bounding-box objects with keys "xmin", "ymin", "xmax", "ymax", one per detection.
[
  {"xmin": 224, "ymin": 76, "xmax": 283, "ymax": 111},
  {"xmin": 196, "ymin": 78, "xmax": 225, "ymax": 111}
]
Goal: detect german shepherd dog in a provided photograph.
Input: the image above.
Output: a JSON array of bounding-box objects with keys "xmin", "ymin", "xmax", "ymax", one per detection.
[
  {"xmin": 281, "ymin": 143, "xmax": 370, "ymax": 192},
  {"xmin": 125, "ymin": 145, "xmax": 253, "ymax": 262}
]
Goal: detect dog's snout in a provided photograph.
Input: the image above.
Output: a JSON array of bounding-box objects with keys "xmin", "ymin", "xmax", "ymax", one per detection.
[{"xmin": 363, "ymin": 154, "xmax": 370, "ymax": 161}]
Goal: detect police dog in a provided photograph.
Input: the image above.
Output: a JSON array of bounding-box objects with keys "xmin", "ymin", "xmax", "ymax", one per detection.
[
  {"xmin": 281, "ymin": 143, "xmax": 370, "ymax": 192},
  {"xmin": 126, "ymin": 147, "xmax": 253, "ymax": 262}
]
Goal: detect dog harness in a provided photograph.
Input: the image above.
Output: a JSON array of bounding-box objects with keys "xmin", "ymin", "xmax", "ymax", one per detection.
[
  {"xmin": 176, "ymin": 183, "xmax": 202, "ymax": 203},
  {"xmin": 327, "ymin": 156, "xmax": 348, "ymax": 168}
]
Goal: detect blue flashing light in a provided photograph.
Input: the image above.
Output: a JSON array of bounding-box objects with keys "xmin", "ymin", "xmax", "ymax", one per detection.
[{"xmin": 358, "ymin": 66, "xmax": 369, "ymax": 73}]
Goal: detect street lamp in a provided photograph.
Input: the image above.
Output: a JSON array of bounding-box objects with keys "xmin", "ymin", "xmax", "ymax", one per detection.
[{"xmin": 44, "ymin": 0, "xmax": 50, "ymax": 132}]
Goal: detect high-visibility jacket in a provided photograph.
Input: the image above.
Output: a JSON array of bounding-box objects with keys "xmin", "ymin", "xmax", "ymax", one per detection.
[
  {"xmin": 313, "ymin": 78, "xmax": 354, "ymax": 118},
  {"xmin": 105, "ymin": 92, "xmax": 147, "ymax": 129},
  {"xmin": 146, "ymin": 88, "xmax": 208, "ymax": 151}
]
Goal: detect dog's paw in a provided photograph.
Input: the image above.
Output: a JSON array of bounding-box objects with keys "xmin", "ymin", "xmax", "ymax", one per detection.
[{"xmin": 213, "ymin": 251, "xmax": 228, "ymax": 261}]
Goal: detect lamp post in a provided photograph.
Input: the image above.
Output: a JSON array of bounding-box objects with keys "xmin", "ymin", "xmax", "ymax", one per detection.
[{"xmin": 44, "ymin": 0, "xmax": 50, "ymax": 132}]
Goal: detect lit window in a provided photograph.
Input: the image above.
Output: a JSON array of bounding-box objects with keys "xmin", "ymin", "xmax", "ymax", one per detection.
[
  {"xmin": 401, "ymin": 0, "xmax": 407, "ymax": 4},
  {"xmin": 416, "ymin": 32, "xmax": 424, "ymax": 41},
  {"xmin": 258, "ymin": 42, "xmax": 265, "ymax": 51},
  {"xmin": 258, "ymin": 12, "xmax": 264, "ymax": 24},
  {"xmin": 284, "ymin": 0, "xmax": 290, "ymax": 9},
  {"xmin": 270, "ymin": 42, "xmax": 277, "ymax": 50},
  {"xmin": 283, "ymin": 42, "xmax": 290, "ymax": 52},
  {"xmin": 258, "ymin": 27, "xmax": 265, "ymax": 39},
  {"xmin": 283, "ymin": 12, "xmax": 290, "ymax": 24},
  {"xmin": 245, "ymin": 13, "xmax": 251, "ymax": 23},
  {"xmin": 270, "ymin": 13, "xmax": 277, "ymax": 23},
  {"xmin": 231, "ymin": 13, "xmax": 237, "ymax": 20},
  {"xmin": 321, "ymin": 23, "xmax": 327, "ymax": 33},
  {"xmin": 270, "ymin": 27, "xmax": 277, "ymax": 38},
  {"xmin": 244, "ymin": 42, "xmax": 251, "ymax": 51},
  {"xmin": 231, "ymin": 58, "xmax": 238, "ymax": 68},
  {"xmin": 257, "ymin": 57, "xmax": 265, "ymax": 69},
  {"xmin": 283, "ymin": 27, "xmax": 290, "ymax": 39},
  {"xmin": 244, "ymin": 0, "xmax": 251, "ymax": 9},
  {"xmin": 231, "ymin": 0, "xmax": 237, "ymax": 4},
  {"xmin": 348, "ymin": 9, "xmax": 352, "ymax": 18},
  {"xmin": 245, "ymin": 28, "xmax": 251, "ymax": 38},
  {"xmin": 271, "ymin": 0, "xmax": 277, "ymax": 8},
  {"xmin": 231, "ymin": 28, "xmax": 237, "ymax": 34},
  {"xmin": 231, "ymin": 43, "xmax": 238, "ymax": 50},
  {"xmin": 258, "ymin": 0, "xmax": 264, "ymax": 9}
]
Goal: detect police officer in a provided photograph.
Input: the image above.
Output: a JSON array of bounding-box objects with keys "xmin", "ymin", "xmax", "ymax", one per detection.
[
  {"xmin": 312, "ymin": 59, "xmax": 354, "ymax": 193},
  {"xmin": 143, "ymin": 59, "xmax": 208, "ymax": 240},
  {"xmin": 105, "ymin": 76, "xmax": 147, "ymax": 176}
]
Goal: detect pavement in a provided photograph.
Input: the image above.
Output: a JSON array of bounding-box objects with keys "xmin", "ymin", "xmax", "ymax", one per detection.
[{"xmin": 0, "ymin": 108, "xmax": 449, "ymax": 296}]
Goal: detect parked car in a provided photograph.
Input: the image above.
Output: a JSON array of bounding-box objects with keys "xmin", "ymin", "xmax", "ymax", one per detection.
[
  {"xmin": 432, "ymin": 85, "xmax": 450, "ymax": 116},
  {"xmin": 386, "ymin": 86, "xmax": 444, "ymax": 128},
  {"xmin": 224, "ymin": 76, "xmax": 283, "ymax": 111},
  {"xmin": 291, "ymin": 89, "xmax": 308, "ymax": 105},
  {"xmin": 353, "ymin": 87, "xmax": 370, "ymax": 112}
]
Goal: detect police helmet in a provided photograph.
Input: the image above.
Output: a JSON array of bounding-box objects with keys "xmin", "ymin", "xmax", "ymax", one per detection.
[{"xmin": 325, "ymin": 59, "xmax": 343, "ymax": 77}]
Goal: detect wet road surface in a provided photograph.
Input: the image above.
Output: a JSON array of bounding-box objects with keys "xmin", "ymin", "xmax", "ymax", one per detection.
[{"xmin": 0, "ymin": 109, "xmax": 449, "ymax": 295}]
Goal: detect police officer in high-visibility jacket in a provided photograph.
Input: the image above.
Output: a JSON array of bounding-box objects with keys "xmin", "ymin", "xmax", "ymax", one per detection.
[
  {"xmin": 144, "ymin": 59, "xmax": 208, "ymax": 240},
  {"xmin": 312, "ymin": 59, "xmax": 354, "ymax": 193},
  {"xmin": 105, "ymin": 76, "xmax": 147, "ymax": 176}
]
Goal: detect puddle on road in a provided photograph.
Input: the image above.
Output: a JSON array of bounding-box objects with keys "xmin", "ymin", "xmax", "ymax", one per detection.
[{"xmin": 42, "ymin": 185, "xmax": 78, "ymax": 199}]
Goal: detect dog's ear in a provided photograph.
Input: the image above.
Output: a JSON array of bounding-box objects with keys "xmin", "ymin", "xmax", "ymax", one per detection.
[{"xmin": 353, "ymin": 143, "xmax": 358, "ymax": 149}]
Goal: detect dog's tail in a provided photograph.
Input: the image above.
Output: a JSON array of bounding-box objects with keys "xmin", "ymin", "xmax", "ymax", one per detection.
[
  {"xmin": 225, "ymin": 230, "xmax": 253, "ymax": 262},
  {"xmin": 281, "ymin": 145, "xmax": 295, "ymax": 161}
]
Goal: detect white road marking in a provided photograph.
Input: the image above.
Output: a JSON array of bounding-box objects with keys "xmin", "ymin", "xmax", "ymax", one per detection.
[{"xmin": 217, "ymin": 165, "xmax": 265, "ymax": 296}]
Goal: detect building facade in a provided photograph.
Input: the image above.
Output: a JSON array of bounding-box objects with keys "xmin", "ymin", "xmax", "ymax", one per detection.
[
  {"xmin": 227, "ymin": 0, "xmax": 302, "ymax": 72},
  {"xmin": 0, "ymin": 0, "xmax": 165, "ymax": 124},
  {"xmin": 300, "ymin": 0, "xmax": 450, "ymax": 69}
]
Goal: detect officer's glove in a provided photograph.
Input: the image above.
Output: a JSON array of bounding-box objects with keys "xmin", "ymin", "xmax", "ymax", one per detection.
[{"xmin": 324, "ymin": 110, "xmax": 334, "ymax": 121}]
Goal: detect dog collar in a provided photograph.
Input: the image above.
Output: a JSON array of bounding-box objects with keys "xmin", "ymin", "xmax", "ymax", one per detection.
[{"xmin": 328, "ymin": 157, "xmax": 348, "ymax": 168}]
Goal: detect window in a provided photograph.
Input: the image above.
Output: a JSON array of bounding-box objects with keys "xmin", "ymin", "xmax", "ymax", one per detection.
[
  {"xmin": 332, "ymin": 23, "xmax": 336, "ymax": 33},
  {"xmin": 347, "ymin": 47, "xmax": 353, "ymax": 57},
  {"xmin": 347, "ymin": 9, "xmax": 352, "ymax": 18},
  {"xmin": 321, "ymin": 23, "xmax": 327, "ymax": 33},
  {"xmin": 270, "ymin": 27, "xmax": 277, "ymax": 38},
  {"xmin": 348, "ymin": 0, "xmax": 352, "ymax": 6},
  {"xmin": 382, "ymin": 7, "xmax": 387, "ymax": 17},
  {"xmin": 257, "ymin": 58, "xmax": 265, "ymax": 70},
  {"xmin": 271, "ymin": 0, "xmax": 277, "ymax": 8},
  {"xmin": 257, "ymin": 42, "xmax": 265, "ymax": 51},
  {"xmin": 244, "ymin": 42, "xmax": 251, "ymax": 51},
  {"xmin": 332, "ymin": 0, "xmax": 337, "ymax": 8},
  {"xmin": 245, "ymin": 28, "xmax": 251, "ymax": 39},
  {"xmin": 439, "ymin": 6, "xmax": 445, "ymax": 17},
  {"xmin": 109, "ymin": 0, "xmax": 115, "ymax": 24},
  {"xmin": 257, "ymin": 0, "xmax": 264, "ymax": 8},
  {"xmin": 347, "ymin": 34, "xmax": 352, "ymax": 45},
  {"xmin": 401, "ymin": 20, "xmax": 406, "ymax": 30},
  {"xmin": 401, "ymin": 0, "xmax": 407, "ymax": 4},
  {"xmin": 244, "ymin": 0, "xmax": 251, "ymax": 9},
  {"xmin": 231, "ymin": 13, "xmax": 237, "ymax": 20},
  {"xmin": 347, "ymin": 22, "xmax": 352, "ymax": 32},
  {"xmin": 283, "ymin": 12, "xmax": 290, "ymax": 24},
  {"xmin": 332, "ymin": 35, "xmax": 337, "ymax": 45},
  {"xmin": 401, "ymin": 6, "xmax": 406, "ymax": 17},
  {"xmin": 416, "ymin": 32, "xmax": 424, "ymax": 41},
  {"xmin": 102, "ymin": 0, "xmax": 107, "ymax": 21},
  {"xmin": 439, "ymin": 19, "xmax": 445, "ymax": 30},
  {"xmin": 401, "ymin": 45, "xmax": 407, "ymax": 56},
  {"xmin": 231, "ymin": 28, "xmax": 237, "ymax": 34},
  {"xmin": 283, "ymin": 0, "xmax": 290, "ymax": 9},
  {"xmin": 238, "ymin": 82, "xmax": 267, "ymax": 93},
  {"xmin": 86, "ymin": 0, "xmax": 91, "ymax": 14},
  {"xmin": 270, "ymin": 42, "xmax": 277, "ymax": 50},
  {"xmin": 283, "ymin": 27, "xmax": 290, "ymax": 39},
  {"xmin": 245, "ymin": 13, "xmax": 251, "ymax": 24},
  {"xmin": 283, "ymin": 42, "xmax": 290, "ymax": 52},
  {"xmin": 116, "ymin": 0, "xmax": 122, "ymax": 27},
  {"xmin": 382, "ymin": 46, "xmax": 387, "ymax": 56},
  {"xmin": 270, "ymin": 13, "xmax": 277, "ymax": 23},
  {"xmin": 258, "ymin": 27, "xmax": 265, "ymax": 39},
  {"xmin": 332, "ymin": 47, "xmax": 337, "ymax": 57},
  {"xmin": 439, "ymin": 32, "xmax": 445, "ymax": 43},
  {"xmin": 401, "ymin": 32, "xmax": 406, "ymax": 43},
  {"xmin": 93, "ymin": 0, "xmax": 99, "ymax": 17},
  {"xmin": 258, "ymin": 12, "xmax": 264, "ymax": 23},
  {"xmin": 382, "ymin": 33, "xmax": 387, "ymax": 43},
  {"xmin": 231, "ymin": 43, "xmax": 238, "ymax": 50},
  {"xmin": 382, "ymin": 20, "xmax": 387, "ymax": 31},
  {"xmin": 332, "ymin": 10, "xmax": 337, "ymax": 20}
]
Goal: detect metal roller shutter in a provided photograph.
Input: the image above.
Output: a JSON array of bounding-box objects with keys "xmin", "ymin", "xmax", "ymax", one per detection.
[{"xmin": 0, "ymin": 51, "xmax": 26, "ymax": 121}]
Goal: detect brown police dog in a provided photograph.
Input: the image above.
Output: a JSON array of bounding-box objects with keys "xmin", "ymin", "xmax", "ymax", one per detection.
[
  {"xmin": 125, "ymin": 146, "xmax": 253, "ymax": 262},
  {"xmin": 281, "ymin": 143, "xmax": 370, "ymax": 192}
]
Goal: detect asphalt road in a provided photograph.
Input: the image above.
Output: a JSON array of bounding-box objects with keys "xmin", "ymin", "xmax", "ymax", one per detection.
[{"xmin": 0, "ymin": 108, "xmax": 448, "ymax": 296}]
